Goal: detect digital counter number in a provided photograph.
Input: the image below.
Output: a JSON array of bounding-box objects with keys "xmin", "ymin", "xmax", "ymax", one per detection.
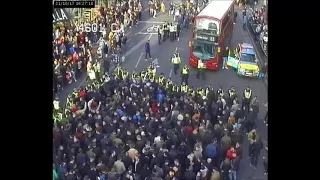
[{"xmin": 76, "ymin": 23, "xmax": 118, "ymax": 33}]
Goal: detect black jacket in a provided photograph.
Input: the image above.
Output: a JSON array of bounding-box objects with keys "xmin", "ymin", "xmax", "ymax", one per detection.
[{"xmin": 223, "ymin": 49, "xmax": 229, "ymax": 57}]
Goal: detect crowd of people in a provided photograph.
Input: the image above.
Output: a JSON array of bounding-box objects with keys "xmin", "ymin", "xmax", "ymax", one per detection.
[
  {"xmin": 53, "ymin": 62, "xmax": 268, "ymax": 180},
  {"xmin": 247, "ymin": 5, "xmax": 268, "ymax": 56},
  {"xmin": 53, "ymin": 1, "xmax": 268, "ymax": 180},
  {"xmin": 53, "ymin": 0, "xmax": 145, "ymax": 94}
]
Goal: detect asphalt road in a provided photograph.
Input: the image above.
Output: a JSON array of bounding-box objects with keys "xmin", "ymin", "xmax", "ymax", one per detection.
[
  {"xmin": 57, "ymin": 2, "xmax": 268, "ymax": 179},
  {"xmin": 119, "ymin": 5, "xmax": 268, "ymax": 180}
]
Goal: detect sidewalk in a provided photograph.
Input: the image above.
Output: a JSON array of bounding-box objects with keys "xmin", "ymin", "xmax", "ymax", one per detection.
[{"xmin": 235, "ymin": 3, "xmax": 268, "ymax": 87}]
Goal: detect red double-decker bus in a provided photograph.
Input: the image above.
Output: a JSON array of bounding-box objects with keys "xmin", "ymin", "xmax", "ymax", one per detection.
[{"xmin": 189, "ymin": 0, "xmax": 235, "ymax": 70}]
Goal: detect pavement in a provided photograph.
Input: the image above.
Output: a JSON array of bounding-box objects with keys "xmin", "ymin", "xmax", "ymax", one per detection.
[
  {"xmin": 57, "ymin": 1, "xmax": 268, "ymax": 179},
  {"xmin": 244, "ymin": 4, "xmax": 268, "ymax": 87}
]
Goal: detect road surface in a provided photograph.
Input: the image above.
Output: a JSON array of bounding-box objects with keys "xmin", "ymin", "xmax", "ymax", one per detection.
[
  {"xmin": 119, "ymin": 4, "xmax": 268, "ymax": 180},
  {"xmin": 58, "ymin": 1, "xmax": 268, "ymax": 179}
]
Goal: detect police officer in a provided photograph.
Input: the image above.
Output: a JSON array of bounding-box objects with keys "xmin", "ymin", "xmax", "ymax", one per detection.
[
  {"xmin": 171, "ymin": 49, "xmax": 181, "ymax": 75},
  {"xmin": 140, "ymin": 69, "xmax": 147, "ymax": 82},
  {"xmin": 169, "ymin": 22, "xmax": 174, "ymax": 41},
  {"xmin": 172, "ymin": 82, "xmax": 180, "ymax": 97},
  {"xmin": 228, "ymin": 86, "xmax": 237, "ymax": 105},
  {"xmin": 164, "ymin": 22, "xmax": 169, "ymax": 41},
  {"xmin": 197, "ymin": 85, "xmax": 205, "ymax": 97},
  {"xmin": 217, "ymin": 88, "xmax": 224, "ymax": 98},
  {"xmin": 114, "ymin": 64, "xmax": 123, "ymax": 78},
  {"xmin": 148, "ymin": 63, "xmax": 157, "ymax": 78},
  {"xmin": 165, "ymin": 77, "xmax": 173, "ymax": 94},
  {"xmin": 53, "ymin": 96, "xmax": 60, "ymax": 115},
  {"xmin": 196, "ymin": 59, "xmax": 205, "ymax": 80},
  {"xmin": 242, "ymin": 86, "xmax": 252, "ymax": 111},
  {"xmin": 181, "ymin": 64, "xmax": 190, "ymax": 85},
  {"xmin": 173, "ymin": 22, "xmax": 177, "ymax": 40},
  {"xmin": 122, "ymin": 69, "xmax": 129, "ymax": 81},
  {"xmin": 158, "ymin": 73, "xmax": 166, "ymax": 86},
  {"xmin": 180, "ymin": 82, "xmax": 188, "ymax": 94},
  {"xmin": 132, "ymin": 70, "xmax": 138, "ymax": 81},
  {"xmin": 158, "ymin": 25, "xmax": 163, "ymax": 45}
]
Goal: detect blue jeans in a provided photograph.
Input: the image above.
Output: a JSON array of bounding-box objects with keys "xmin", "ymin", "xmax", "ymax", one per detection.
[
  {"xmin": 93, "ymin": 34, "xmax": 98, "ymax": 44},
  {"xmin": 251, "ymin": 151, "xmax": 260, "ymax": 167},
  {"xmin": 223, "ymin": 57, "xmax": 228, "ymax": 67},
  {"xmin": 229, "ymin": 170, "xmax": 237, "ymax": 180},
  {"xmin": 259, "ymin": 72, "xmax": 265, "ymax": 79}
]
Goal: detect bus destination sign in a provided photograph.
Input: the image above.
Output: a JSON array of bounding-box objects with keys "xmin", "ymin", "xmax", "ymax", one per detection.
[{"xmin": 195, "ymin": 33, "xmax": 216, "ymax": 42}]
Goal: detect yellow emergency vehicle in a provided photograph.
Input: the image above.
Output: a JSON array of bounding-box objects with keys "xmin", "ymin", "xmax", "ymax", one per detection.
[{"xmin": 227, "ymin": 43, "xmax": 260, "ymax": 77}]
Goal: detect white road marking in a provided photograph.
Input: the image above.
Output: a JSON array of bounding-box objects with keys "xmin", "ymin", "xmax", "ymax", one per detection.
[
  {"xmin": 135, "ymin": 52, "xmax": 144, "ymax": 68},
  {"xmin": 169, "ymin": 69, "xmax": 172, "ymax": 78},
  {"xmin": 152, "ymin": 58, "xmax": 160, "ymax": 67},
  {"xmin": 72, "ymin": 26, "xmax": 154, "ymax": 90},
  {"xmin": 138, "ymin": 21, "xmax": 165, "ymax": 23},
  {"xmin": 148, "ymin": 34, "xmax": 153, "ymax": 40},
  {"xmin": 123, "ymin": 36, "xmax": 149, "ymax": 57},
  {"xmin": 77, "ymin": 78, "xmax": 86, "ymax": 89},
  {"xmin": 136, "ymin": 32, "xmax": 157, "ymax": 35}
]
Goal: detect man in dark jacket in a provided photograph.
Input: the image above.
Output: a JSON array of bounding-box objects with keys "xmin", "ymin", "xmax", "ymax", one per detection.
[
  {"xmin": 251, "ymin": 137, "xmax": 264, "ymax": 169},
  {"xmin": 145, "ymin": 40, "xmax": 151, "ymax": 60},
  {"xmin": 229, "ymin": 156, "xmax": 240, "ymax": 180},
  {"xmin": 183, "ymin": 168, "xmax": 196, "ymax": 180},
  {"xmin": 222, "ymin": 47, "xmax": 229, "ymax": 69}
]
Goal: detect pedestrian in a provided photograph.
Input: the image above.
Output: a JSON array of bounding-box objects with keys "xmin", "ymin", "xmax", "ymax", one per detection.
[
  {"xmin": 169, "ymin": 23, "xmax": 174, "ymax": 41},
  {"xmin": 250, "ymin": 137, "xmax": 264, "ymax": 169},
  {"xmin": 233, "ymin": 11, "xmax": 237, "ymax": 24},
  {"xmin": 220, "ymin": 157, "xmax": 232, "ymax": 180},
  {"xmin": 248, "ymin": 128, "xmax": 259, "ymax": 157},
  {"xmin": 245, "ymin": 108, "xmax": 257, "ymax": 133},
  {"xmin": 171, "ymin": 50, "xmax": 181, "ymax": 75},
  {"xmin": 229, "ymin": 156, "xmax": 240, "ymax": 180},
  {"xmin": 196, "ymin": 59, "xmax": 206, "ymax": 80},
  {"xmin": 263, "ymin": 147, "xmax": 268, "ymax": 175},
  {"xmin": 180, "ymin": 64, "xmax": 189, "ymax": 85},
  {"xmin": 259, "ymin": 62, "xmax": 267, "ymax": 79},
  {"xmin": 222, "ymin": 47, "xmax": 229, "ymax": 69},
  {"xmin": 176, "ymin": 22, "xmax": 181, "ymax": 41},
  {"xmin": 145, "ymin": 40, "xmax": 152, "ymax": 60},
  {"xmin": 263, "ymin": 103, "xmax": 268, "ymax": 126},
  {"xmin": 158, "ymin": 25, "xmax": 163, "ymax": 45},
  {"xmin": 243, "ymin": 15, "xmax": 247, "ymax": 30},
  {"xmin": 242, "ymin": 7, "xmax": 247, "ymax": 20}
]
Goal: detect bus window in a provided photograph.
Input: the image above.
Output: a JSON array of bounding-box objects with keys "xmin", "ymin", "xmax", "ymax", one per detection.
[
  {"xmin": 208, "ymin": 22, "xmax": 217, "ymax": 30},
  {"xmin": 192, "ymin": 40, "xmax": 217, "ymax": 61}
]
